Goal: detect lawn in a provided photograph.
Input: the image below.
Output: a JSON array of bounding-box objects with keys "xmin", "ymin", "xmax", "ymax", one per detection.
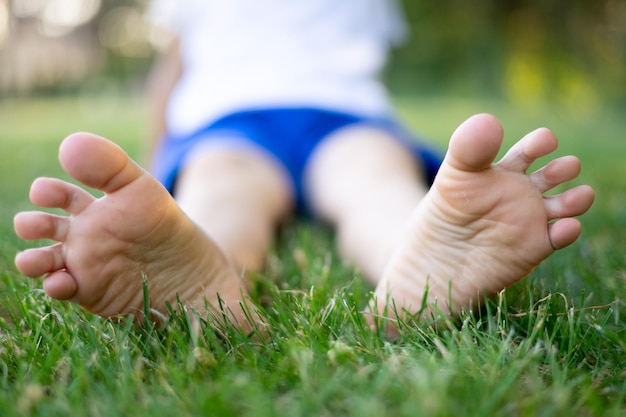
[{"xmin": 0, "ymin": 94, "xmax": 624, "ymax": 416}]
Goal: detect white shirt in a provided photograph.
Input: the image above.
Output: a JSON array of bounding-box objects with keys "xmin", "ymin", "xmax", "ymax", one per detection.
[{"xmin": 149, "ymin": 0, "xmax": 408, "ymax": 137}]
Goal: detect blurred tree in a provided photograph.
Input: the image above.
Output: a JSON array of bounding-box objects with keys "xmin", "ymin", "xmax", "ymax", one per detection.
[
  {"xmin": 1, "ymin": 0, "xmax": 624, "ymax": 109},
  {"xmin": 390, "ymin": 0, "xmax": 625, "ymax": 110}
]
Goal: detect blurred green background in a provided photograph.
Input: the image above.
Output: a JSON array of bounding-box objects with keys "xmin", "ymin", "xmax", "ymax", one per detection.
[{"xmin": 0, "ymin": 0, "xmax": 624, "ymax": 112}]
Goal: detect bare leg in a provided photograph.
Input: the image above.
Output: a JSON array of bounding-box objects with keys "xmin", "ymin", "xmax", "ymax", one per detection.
[
  {"xmin": 304, "ymin": 125, "xmax": 427, "ymax": 284},
  {"xmin": 14, "ymin": 133, "xmax": 249, "ymax": 324},
  {"xmin": 174, "ymin": 145, "xmax": 293, "ymax": 277},
  {"xmin": 371, "ymin": 114, "xmax": 595, "ymax": 328}
]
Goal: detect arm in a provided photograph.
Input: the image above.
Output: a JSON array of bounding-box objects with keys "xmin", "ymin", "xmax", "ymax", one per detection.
[{"xmin": 144, "ymin": 37, "xmax": 183, "ymax": 164}]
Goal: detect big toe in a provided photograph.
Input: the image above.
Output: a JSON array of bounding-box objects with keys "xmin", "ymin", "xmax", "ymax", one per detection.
[
  {"xmin": 58, "ymin": 133, "xmax": 145, "ymax": 194},
  {"xmin": 446, "ymin": 114, "xmax": 504, "ymax": 172}
]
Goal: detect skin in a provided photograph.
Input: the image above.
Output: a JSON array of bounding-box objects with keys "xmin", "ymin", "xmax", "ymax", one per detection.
[
  {"xmin": 14, "ymin": 133, "xmax": 248, "ymax": 324},
  {"xmin": 371, "ymin": 114, "xmax": 595, "ymax": 327},
  {"xmin": 13, "ymin": 114, "xmax": 594, "ymax": 330}
]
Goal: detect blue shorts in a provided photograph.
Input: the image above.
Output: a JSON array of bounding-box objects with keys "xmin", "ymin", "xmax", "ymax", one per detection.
[{"xmin": 151, "ymin": 107, "xmax": 443, "ymax": 210}]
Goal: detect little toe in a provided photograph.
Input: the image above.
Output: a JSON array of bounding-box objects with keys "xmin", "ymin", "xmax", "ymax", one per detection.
[
  {"xmin": 548, "ymin": 218, "xmax": 583, "ymax": 250},
  {"xmin": 446, "ymin": 113, "xmax": 504, "ymax": 172},
  {"xmin": 15, "ymin": 244, "xmax": 65, "ymax": 278},
  {"xmin": 498, "ymin": 128, "xmax": 558, "ymax": 173},
  {"xmin": 30, "ymin": 177, "xmax": 95, "ymax": 215},
  {"xmin": 43, "ymin": 270, "xmax": 78, "ymax": 301},
  {"xmin": 529, "ymin": 156, "xmax": 581, "ymax": 193},
  {"xmin": 14, "ymin": 211, "xmax": 69, "ymax": 242},
  {"xmin": 59, "ymin": 133, "xmax": 146, "ymax": 194}
]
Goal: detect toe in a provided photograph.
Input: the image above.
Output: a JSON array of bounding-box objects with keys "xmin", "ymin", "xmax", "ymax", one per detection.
[
  {"xmin": 529, "ymin": 156, "xmax": 581, "ymax": 193},
  {"xmin": 548, "ymin": 218, "xmax": 582, "ymax": 250},
  {"xmin": 498, "ymin": 128, "xmax": 558, "ymax": 173},
  {"xmin": 59, "ymin": 133, "xmax": 146, "ymax": 194},
  {"xmin": 13, "ymin": 211, "xmax": 69, "ymax": 242},
  {"xmin": 544, "ymin": 185, "xmax": 595, "ymax": 220},
  {"xmin": 30, "ymin": 177, "xmax": 95, "ymax": 215},
  {"xmin": 43, "ymin": 270, "xmax": 78, "ymax": 301},
  {"xmin": 14, "ymin": 211, "xmax": 69, "ymax": 242},
  {"xmin": 446, "ymin": 113, "xmax": 504, "ymax": 172},
  {"xmin": 15, "ymin": 244, "xmax": 65, "ymax": 278}
]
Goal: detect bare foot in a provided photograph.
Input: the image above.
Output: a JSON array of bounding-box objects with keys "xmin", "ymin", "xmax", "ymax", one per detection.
[
  {"xmin": 14, "ymin": 133, "xmax": 247, "ymax": 324},
  {"xmin": 372, "ymin": 114, "xmax": 595, "ymax": 325}
]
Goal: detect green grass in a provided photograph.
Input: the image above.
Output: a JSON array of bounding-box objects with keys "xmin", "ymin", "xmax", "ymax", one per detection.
[{"xmin": 1, "ymin": 94, "xmax": 625, "ymax": 416}]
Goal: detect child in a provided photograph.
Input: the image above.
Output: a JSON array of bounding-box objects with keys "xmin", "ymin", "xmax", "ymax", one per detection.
[{"xmin": 13, "ymin": 0, "xmax": 594, "ymax": 331}]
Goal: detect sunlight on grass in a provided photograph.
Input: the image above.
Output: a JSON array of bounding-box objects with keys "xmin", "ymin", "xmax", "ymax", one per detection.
[{"xmin": 0, "ymin": 94, "xmax": 145, "ymax": 148}]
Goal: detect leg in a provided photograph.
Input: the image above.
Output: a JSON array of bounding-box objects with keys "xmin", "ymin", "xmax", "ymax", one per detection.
[
  {"xmin": 371, "ymin": 114, "xmax": 595, "ymax": 329},
  {"xmin": 174, "ymin": 145, "xmax": 293, "ymax": 276},
  {"xmin": 14, "ymin": 133, "xmax": 249, "ymax": 324},
  {"xmin": 304, "ymin": 125, "xmax": 428, "ymax": 284}
]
